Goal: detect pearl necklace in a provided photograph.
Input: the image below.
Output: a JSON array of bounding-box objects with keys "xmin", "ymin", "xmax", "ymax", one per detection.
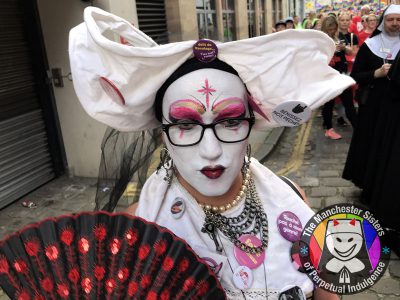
[{"xmin": 197, "ymin": 168, "xmax": 251, "ymax": 213}]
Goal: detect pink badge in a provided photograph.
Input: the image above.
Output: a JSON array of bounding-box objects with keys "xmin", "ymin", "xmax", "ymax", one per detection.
[
  {"xmin": 233, "ymin": 235, "xmax": 265, "ymax": 269},
  {"xmin": 277, "ymin": 211, "xmax": 303, "ymax": 242}
]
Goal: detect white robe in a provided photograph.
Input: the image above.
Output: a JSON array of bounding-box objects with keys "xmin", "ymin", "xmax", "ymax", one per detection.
[{"xmin": 136, "ymin": 158, "xmax": 315, "ymax": 299}]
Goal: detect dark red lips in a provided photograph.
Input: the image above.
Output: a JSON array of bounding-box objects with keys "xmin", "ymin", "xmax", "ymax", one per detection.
[{"xmin": 200, "ymin": 166, "xmax": 225, "ymax": 179}]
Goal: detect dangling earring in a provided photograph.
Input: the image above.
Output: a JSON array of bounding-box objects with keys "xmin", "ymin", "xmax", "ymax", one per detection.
[
  {"xmin": 242, "ymin": 144, "xmax": 252, "ymax": 175},
  {"xmin": 156, "ymin": 147, "xmax": 174, "ymax": 185}
]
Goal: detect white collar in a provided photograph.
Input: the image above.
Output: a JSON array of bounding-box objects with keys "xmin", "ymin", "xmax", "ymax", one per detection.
[{"xmin": 365, "ymin": 31, "xmax": 400, "ymax": 60}]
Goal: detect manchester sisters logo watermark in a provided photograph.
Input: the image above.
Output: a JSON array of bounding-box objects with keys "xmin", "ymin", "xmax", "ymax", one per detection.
[{"xmin": 299, "ymin": 204, "xmax": 390, "ymax": 294}]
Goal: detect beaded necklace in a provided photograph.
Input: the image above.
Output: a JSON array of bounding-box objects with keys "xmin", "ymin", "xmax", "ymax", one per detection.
[{"xmin": 201, "ymin": 176, "xmax": 269, "ymax": 255}]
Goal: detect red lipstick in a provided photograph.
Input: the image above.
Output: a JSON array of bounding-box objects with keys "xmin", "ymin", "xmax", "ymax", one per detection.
[{"xmin": 201, "ymin": 165, "xmax": 225, "ymax": 179}]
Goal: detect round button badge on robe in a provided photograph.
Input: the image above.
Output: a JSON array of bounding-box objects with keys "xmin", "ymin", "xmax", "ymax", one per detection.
[
  {"xmin": 232, "ymin": 265, "xmax": 254, "ymax": 290},
  {"xmin": 233, "ymin": 235, "xmax": 265, "ymax": 269},
  {"xmin": 277, "ymin": 211, "xmax": 303, "ymax": 242},
  {"xmin": 290, "ymin": 240, "xmax": 307, "ymax": 273},
  {"xmin": 170, "ymin": 197, "xmax": 185, "ymax": 219}
]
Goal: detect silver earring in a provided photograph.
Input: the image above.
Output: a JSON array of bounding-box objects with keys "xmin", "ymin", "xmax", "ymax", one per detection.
[
  {"xmin": 242, "ymin": 144, "xmax": 252, "ymax": 174},
  {"xmin": 157, "ymin": 147, "xmax": 174, "ymax": 185}
]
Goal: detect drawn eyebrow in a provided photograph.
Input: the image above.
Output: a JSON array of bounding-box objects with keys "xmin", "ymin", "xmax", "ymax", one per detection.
[
  {"xmin": 212, "ymin": 97, "xmax": 245, "ymax": 112},
  {"xmin": 170, "ymin": 99, "xmax": 206, "ymax": 112},
  {"xmin": 212, "ymin": 98, "xmax": 246, "ymax": 120},
  {"xmin": 169, "ymin": 99, "xmax": 206, "ymax": 122}
]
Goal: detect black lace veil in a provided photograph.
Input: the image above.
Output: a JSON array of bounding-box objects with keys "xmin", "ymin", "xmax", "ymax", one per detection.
[{"xmin": 95, "ymin": 127, "xmax": 162, "ymax": 212}]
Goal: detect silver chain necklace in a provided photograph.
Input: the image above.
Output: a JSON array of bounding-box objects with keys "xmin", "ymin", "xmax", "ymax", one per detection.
[{"xmin": 201, "ymin": 176, "xmax": 269, "ymax": 255}]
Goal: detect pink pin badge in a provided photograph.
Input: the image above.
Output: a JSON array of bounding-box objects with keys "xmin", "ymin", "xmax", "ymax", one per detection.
[
  {"xmin": 193, "ymin": 39, "xmax": 218, "ymax": 63},
  {"xmin": 277, "ymin": 211, "xmax": 303, "ymax": 242},
  {"xmin": 233, "ymin": 235, "xmax": 265, "ymax": 269}
]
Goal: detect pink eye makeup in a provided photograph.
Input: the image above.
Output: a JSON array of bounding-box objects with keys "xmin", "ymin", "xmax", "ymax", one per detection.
[
  {"xmin": 167, "ymin": 79, "xmax": 247, "ymax": 125},
  {"xmin": 169, "ymin": 99, "xmax": 206, "ymax": 123},
  {"xmin": 212, "ymin": 98, "xmax": 246, "ymax": 121}
]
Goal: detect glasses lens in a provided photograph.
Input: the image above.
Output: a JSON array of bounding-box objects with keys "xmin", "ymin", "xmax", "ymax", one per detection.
[
  {"xmin": 166, "ymin": 119, "xmax": 252, "ymax": 146},
  {"xmin": 215, "ymin": 119, "xmax": 251, "ymax": 142},
  {"xmin": 167, "ymin": 123, "xmax": 203, "ymax": 146}
]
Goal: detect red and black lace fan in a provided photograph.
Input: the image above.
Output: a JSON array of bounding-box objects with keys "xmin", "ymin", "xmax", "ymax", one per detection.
[{"xmin": 0, "ymin": 212, "xmax": 226, "ymax": 299}]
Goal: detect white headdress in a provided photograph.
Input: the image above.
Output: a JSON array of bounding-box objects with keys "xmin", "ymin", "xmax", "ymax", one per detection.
[{"xmin": 69, "ymin": 7, "xmax": 354, "ymax": 132}]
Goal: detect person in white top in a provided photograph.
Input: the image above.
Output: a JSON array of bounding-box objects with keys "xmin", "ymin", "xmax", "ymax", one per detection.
[
  {"xmin": 69, "ymin": 7, "xmax": 354, "ymax": 299},
  {"xmin": 128, "ymin": 61, "xmax": 340, "ymax": 299}
]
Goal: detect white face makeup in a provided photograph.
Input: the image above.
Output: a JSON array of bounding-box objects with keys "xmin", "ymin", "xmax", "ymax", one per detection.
[{"xmin": 162, "ymin": 68, "xmax": 249, "ymax": 197}]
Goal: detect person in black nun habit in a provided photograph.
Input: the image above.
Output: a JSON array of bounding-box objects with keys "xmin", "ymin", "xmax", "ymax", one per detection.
[
  {"xmin": 342, "ymin": 4, "xmax": 400, "ymax": 257},
  {"xmin": 360, "ymin": 38, "xmax": 400, "ymax": 258},
  {"xmin": 342, "ymin": 4, "xmax": 400, "ymax": 189}
]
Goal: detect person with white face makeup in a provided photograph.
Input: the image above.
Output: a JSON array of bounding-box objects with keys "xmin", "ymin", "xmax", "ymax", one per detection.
[
  {"xmin": 159, "ymin": 68, "xmax": 249, "ymax": 199},
  {"xmin": 69, "ymin": 7, "xmax": 354, "ymax": 300},
  {"xmin": 128, "ymin": 58, "xmax": 340, "ymax": 300}
]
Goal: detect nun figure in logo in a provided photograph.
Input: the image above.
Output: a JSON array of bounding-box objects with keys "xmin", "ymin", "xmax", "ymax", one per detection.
[
  {"xmin": 318, "ymin": 219, "xmax": 372, "ymax": 286},
  {"xmin": 69, "ymin": 7, "xmax": 354, "ymax": 300}
]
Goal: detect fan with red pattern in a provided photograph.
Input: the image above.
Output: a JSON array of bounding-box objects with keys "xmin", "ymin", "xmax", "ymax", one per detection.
[{"xmin": 0, "ymin": 212, "xmax": 226, "ymax": 299}]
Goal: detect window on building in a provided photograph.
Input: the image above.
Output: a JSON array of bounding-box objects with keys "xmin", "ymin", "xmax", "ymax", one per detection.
[
  {"xmin": 196, "ymin": 0, "xmax": 218, "ymax": 40},
  {"xmin": 272, "ymin": 0, "xmax": 276, "ymax": 26},
  {"xmin": 222, "ymin": 0, "xmax": 236, "ymax": 41},
  {"xmin": 278, "ymin": 0, "xmax": 283, "ymax": 20},
  {"xmin": 136, "ymin": 0, "xmax": 168, "ymax": 44},
  {"xmin": 248, "ymin": 0, "xmax": 256, "ymax": 37},
  {"xmin": 259, "ymin": 0, "xmax": 266, "ymax": 35}
]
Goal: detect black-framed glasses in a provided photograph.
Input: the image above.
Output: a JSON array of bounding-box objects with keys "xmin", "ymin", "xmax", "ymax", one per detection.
[{"xmin": 162, "ymin": 112, "xmax": 255, "ymax": 147}]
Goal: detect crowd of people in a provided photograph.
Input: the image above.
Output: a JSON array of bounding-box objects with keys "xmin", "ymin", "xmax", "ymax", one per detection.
[
  {"xmin": 343, "ymin": 5, "xmax": 400, "ymax": 257},
  {"xmin": 275, "ymin": 5, "xmax": 378, "ymax": 139},
  {"xmin": 276, "ymin": 5, "xmax": 400, "ymax": 257}
]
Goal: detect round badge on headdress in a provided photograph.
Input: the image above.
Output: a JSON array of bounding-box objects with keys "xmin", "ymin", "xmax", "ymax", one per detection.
[
  {"xmin": 271, "ymin": 101, "xmax": 311, "ymax": 127},
  {"xmin": 193, "ymin": 39, "xmax": 218, "ymax": 63}
]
